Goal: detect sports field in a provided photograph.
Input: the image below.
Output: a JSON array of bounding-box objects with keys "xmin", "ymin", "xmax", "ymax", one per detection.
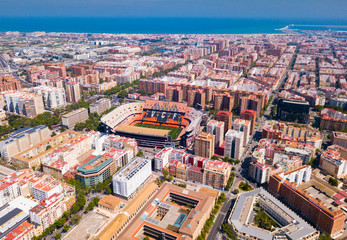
[{"xmin": 135, "ymin": 123, "xmax": 182, "ymax": 140}]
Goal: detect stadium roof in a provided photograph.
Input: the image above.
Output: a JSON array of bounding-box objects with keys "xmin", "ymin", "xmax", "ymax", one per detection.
[{"xmin": 115, "ymin": 125, "xmax": 170, "ymax": 138}]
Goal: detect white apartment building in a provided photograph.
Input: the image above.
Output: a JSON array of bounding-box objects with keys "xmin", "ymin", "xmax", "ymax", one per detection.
[
  {"xmin": 32, "ymin": 177, "xmax": 63, "ymax": 202},
  {"xmin": 0, "ymin": 181, "xmax": 21, "ymax": 207},
  {"xmin": 278, "ymin": 165, "xmax": 312, "ymax": 186},
  {"xmin": 206, "ymin": 120, "xmax": 225, "ymax": 147},
  {"xmin": 232, "ymin": 118, "xmax": 251, "ymax": 147},
  {"xmin": 29, "ymin": 193, "xmax": 67, "ymax": 230},
  {"xmin": 224, "ymin": 129, "xmax": 244, "ymax": 160},
  {"xmin": 30, "ymin": 86, "xmax": 66, "ymax": 109},
  {"xmin": 3, "ymin": 91, "xmax": 45, "ymax": 118},
  {"xmin": 154, "ymin": 147, "xmax": 173, "ymax": 171},
  {"xmin": 89, "ymin": 98, "xmax": 111, "ymax": 115},
  {"xmin": 112, "ymin": 157, "xmax": 152, "ymax": 199}
]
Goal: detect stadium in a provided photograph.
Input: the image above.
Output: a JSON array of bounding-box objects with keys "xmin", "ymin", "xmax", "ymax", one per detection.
[{"xmin": 101, "ymin": 100, "xmax": 203, "ymax": 147}]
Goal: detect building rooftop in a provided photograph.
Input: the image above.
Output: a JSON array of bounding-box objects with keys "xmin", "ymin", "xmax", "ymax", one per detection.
[
  {"xmin": 98, "ymin": 195, "xmax": 122, "ymax": 210},
  {"xmin": 77, "ymin": 155, "xmax": 113, "ymax": 175},
  {"xmin": 196, "ymin": 132, "xmax": 214, "ymax": 141},
  {"xmin": 113, "ymin": 157, "xmax": 149, "ymax": 182},
  {"xmin": 62, "ymin": 108, "xmax": 87, "ymax": 118},
  {"xmin": 115, "ymin": 182, "xmax": 215, "ymax": 240},
  {"xmin": 97, "ymin": 182, "xmax": 157, "ymax": 240},
  {"xmin": 217, "ymin": 110, "xmax": 232, "ymax": 117},
  {"xmin": 230, "ymin": 188, "xmax": 318, "ymax": 240}
]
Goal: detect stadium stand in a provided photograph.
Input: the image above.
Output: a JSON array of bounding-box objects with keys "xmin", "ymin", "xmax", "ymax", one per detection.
[{"xmin": 101, "ymin": 100, "xmax": 203, "ymax": 147}]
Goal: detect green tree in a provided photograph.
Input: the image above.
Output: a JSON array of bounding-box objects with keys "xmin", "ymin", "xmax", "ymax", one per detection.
[
  {"xmin": 314, "ymin": 105, "xmax": 324, "ymax": 112},
  {"xmin": 239, "ymin": 182, "xmax": 253, "ymax": 191},
  {"xmin": 308, "ymin": 157, "xmax": 316, "ymax": 166},
  {"xmin": 178, "ymin": 183, "xmax": 187, "ymax": 188},
  {"xmin": 219, "ymin": 193, "xmax": 227, "ymax": 202},
  {"xmin": 136, "ymin": 150, "xmax": 144, "ymax": 157},
  {"xmin": 63, "ymin": 224, "xmax": 70, "ymax": 232},
  {"xmin": 55, "ymin": 233, "xmax": 62, "ymax": 240},
  {"xmin": 168, "ymin": 175, "xmax": 173, "ymax": 182},
  {"xmin": 118, "ymin": 90, "xmax": 128, "ymax": 99},
  {"xmin": 329, "ymin": 177, "xmax": 338, "ymax": 187},
  {"xmin": 163, "ymin": 169, "xmax": 169, "ymax": 180},
  {"xmin": 55, "ymin": 217, "xmax": 66, "ymax": 228},
  {"xmin": 144, "ymin": 237, "xmax": 150, "ymax": 240},
  {"xmin": 105, "ymin": 186, "xmax": 112, "ymax": 194},
  {"xmin": 211, "ymin": 155, "xmax": 219, "ymax": 160},
  {"xmin": 60, "ymin": 126, "xmax": 67, "ymax": 132},
  {"xmin": 222, "ymin": 223, "xmax": 237, "ymax": 240},
  {"xmin": 319, "ymin": 233, "xmax": 333, "ymax": 240},
  {"xmin": 71, "ymin": 215, "xmax": 82, "ymax": 225},
  {"xmin": 254, "ymin": 211, "xmax": 279, "ymax": 231}
]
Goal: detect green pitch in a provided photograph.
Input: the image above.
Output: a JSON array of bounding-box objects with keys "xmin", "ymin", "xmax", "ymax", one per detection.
[{"xmin": 135, "ymin": 123, "xmax": 182, "ymax": 140}]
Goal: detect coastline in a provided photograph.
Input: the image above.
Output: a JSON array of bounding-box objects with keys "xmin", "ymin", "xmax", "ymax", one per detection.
[{"xmin": 0, "ymin": 17, "xmax": 346, "ymax": 34}]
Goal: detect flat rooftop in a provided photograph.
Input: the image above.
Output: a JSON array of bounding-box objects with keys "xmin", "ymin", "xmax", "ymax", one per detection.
[
  {"xmin": 113, "ymin": 157, "xmax": 149, "ymax": 181},
  {"xmin": 116, "ymin": 182, "xmax": 215, "ymax": 240},
  {"xmin": 62, "ymin": 108, "xmax": 87, "ymax": 118},
  {"xmin": 77, "ymin": 155, "xmax": 113, "ymax": 175},
  {"xmin": 229, "ymin": 188, "xmax": 318, "ymax": 240}
]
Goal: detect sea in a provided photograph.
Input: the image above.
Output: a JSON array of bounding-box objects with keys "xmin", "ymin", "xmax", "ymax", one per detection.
[{"xmin": 0, "ymin": 17, "xmax": 346, "ymax": 34}]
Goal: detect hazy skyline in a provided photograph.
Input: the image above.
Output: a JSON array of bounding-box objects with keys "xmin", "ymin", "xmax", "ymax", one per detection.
[{"xmin": 0, "ymin": 0, "xmax": 346, "ymax": 20}]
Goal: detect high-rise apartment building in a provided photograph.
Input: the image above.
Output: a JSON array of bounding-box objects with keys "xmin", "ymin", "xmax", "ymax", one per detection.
[
  {"xmin": 224, "ymin": 129, "xmax": 244, "ymax": 160},
  {"xmin": 232, "ymin": 118, "xmax": 251, "ymax": 147},
  {"xmin": 216, "ymin": 110, "xmax": 233, "ymax": 134},
  {"xmin": 206, "ymin": 120, "xmax": 224, "ymax": 147},
  {"xmin": 64, "ymin": 82, "xmax": 81, "ymax": 103},
  {"xmin": 30, "ymin": 86, "xmax": 66, "ymax": 109},
  {"xmin": 187, "ymin": 90, "xmax": 206, "ymax": 108},
  {"xmin": 213, "ymin": 93, "xmax": 234, "ymax": 112},
  {"xmin": 241, "ymin": 109, "xmax": 257, "ymax": 135},
  {"xmin": 240, "ymin": 95, "xmax": 262, "ymax": 117},
  {"xmin": 3, "ymin": 91, "xmax": 45, "ymax": 118},
  {"xmin": 166, "ymin": 86, "xmax": 183, "ymax": 102},
  {"xmin": 71, "ymin": 64, "xmax": 93, "ymax": 77},
  {"xmin": 194, "ymin": 132, "xmax": 215, "ymax": 158},
  {"xmin": 112, "ymin": 157, "xmax": 152, "ymax": 199},
  {"xmin": 139, "ymin": 79, "xmax": 167, "ymax": 94}
]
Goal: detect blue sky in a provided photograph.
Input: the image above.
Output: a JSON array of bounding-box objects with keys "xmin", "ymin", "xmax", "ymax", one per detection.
[{"xmin": 0, "ymin": 0, "xmax": 346, "ymax": 20}]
